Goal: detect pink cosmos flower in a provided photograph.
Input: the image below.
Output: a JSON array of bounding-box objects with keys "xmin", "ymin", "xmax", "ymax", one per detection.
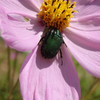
[{"xmin": 0, "ymin": 0, "xmax": 100, "ymax": 100}]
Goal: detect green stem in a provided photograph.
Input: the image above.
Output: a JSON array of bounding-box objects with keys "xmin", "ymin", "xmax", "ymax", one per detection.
[
  {"xmin": 84, "ymin": 79, "xmax": 100, "ymax": 100},
  {"xmin": 7, "ymin": 79, "xmax": 19, "ymax": 100},
  {"xmin": 88, "ymin": 78, "xmax": 99, "ymax": 93},
  {"xmin": 88, "ymin": 95, "xmax": 100, "ymax": 100},
  {"xmin": 0, "ymin": 52, "xmax": 6, "ymax": 65},
  {"xmin": 7, "ymin": 46, "xmax": 11, "ymax": 92},
  {"xmin": 11, "ymin": 51, "xmax": 18, "ymax": 89}
]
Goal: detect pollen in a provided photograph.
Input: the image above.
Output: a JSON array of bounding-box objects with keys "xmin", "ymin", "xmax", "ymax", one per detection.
[{"xmin": 38, "ymin": 0, "xmax": 77, "ymax": 31}]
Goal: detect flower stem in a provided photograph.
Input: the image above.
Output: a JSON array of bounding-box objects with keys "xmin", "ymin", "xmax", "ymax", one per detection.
[
  {"xmin": 7, "ymin": 79, "xmax": 19, "ymax": 100},
  {"xmin": 88, "ymin": 95, "xmax": 100, "ymax": 100},
  {"xmin": 7, "ymin": 46, "xmax": 11, "ymax": 92},
  {"xmin": 0, "ymin": 52, "xmax": 6, "ymax": 65},
  {"xmin": 88, "ymin": 78, "xmax": 99, "ymax": 92},
  {"xmin": 11, "ymin": 51, "xmax": 18, "ymax": 89},
  {"xmin": 84, "ymin": 79, "xmax": 100, "ymax": 100}
]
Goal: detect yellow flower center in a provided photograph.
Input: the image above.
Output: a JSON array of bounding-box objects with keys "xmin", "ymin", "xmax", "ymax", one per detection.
[{"xmin": 38, "ymin": 0, "xmax": 77, "ymax": 31}]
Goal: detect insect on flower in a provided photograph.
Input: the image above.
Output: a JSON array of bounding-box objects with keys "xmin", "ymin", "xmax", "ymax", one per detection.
[
  {"xmin": 39, "ymin": 28, "xmax": 63, "ymax": 59},
  {"xmin": 0, "ymin": 0, "xmax": 100, "ymax": 100},
  {"xmin": 38, "ymin": 0, "xmax": 77, "ymax": 63}
]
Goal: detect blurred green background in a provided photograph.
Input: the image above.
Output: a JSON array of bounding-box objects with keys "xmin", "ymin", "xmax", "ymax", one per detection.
[{"xmin": 0, "ymin": 37, "xmax": 100, "ymax": 100}]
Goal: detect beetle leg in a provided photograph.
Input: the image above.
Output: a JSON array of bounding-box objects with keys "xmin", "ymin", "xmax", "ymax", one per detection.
[
  {"xmin": 38, "ymin": 37, "xmax": 44, "ymax": 45},
  {"xmin": 63, "ymin": 41, "xmax": 67, "ymax": 48},
  {"xmin": 60, "ymin": 49, "xmax": 63, "ymax": 65}
]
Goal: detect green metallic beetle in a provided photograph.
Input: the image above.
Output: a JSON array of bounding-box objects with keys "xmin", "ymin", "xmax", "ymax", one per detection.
[{"xmin": 39, "ymin": 28, "xmax": 64, "ymax": 62}]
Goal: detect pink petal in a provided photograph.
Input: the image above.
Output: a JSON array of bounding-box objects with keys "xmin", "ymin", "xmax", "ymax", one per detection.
[
  {"xmin": 0, "ymin": 0, "xmax": 38, "ymax": 16},
  {"xmin": 77, "ymin": 0, "xmax": 100, "ymax": 16},
  {"xmin": 29, "ymin": 0, "xmax": 43, "ymax": 12},
  {"xmin": 65, "ymin": 27, "xmax": 100, "ymax": 47},
  {"xmin": 0, "ymin": 6, "xmax": 44, "ymax": 51},
  {"xmin": 75, "ymin": 0, "xmax": 94, "ymax": 6},
  {"xmin": 71, "ymin": 0, "xmax": 100, "ymax": 21},
  {"xmin": 71, "ymin": 14, "xmax": 100, "ymax": 31},
  {"xmin": 63, "ymin": 29, "xmax": 100, "ymax": 77},
  {"xmin": 69, "ymin": 0, "xmax": 91, "ymax": 15},
  {"xmin": 72, "ymin": 0, "xmax": 100, "ymax": 17},
  {"xmin": 71, "ymin": 0, "xmax": 100, "ymax": 31},
  {"xmin": 19, "ymin": 45, "xmax": 80, "ymax": 100}
]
